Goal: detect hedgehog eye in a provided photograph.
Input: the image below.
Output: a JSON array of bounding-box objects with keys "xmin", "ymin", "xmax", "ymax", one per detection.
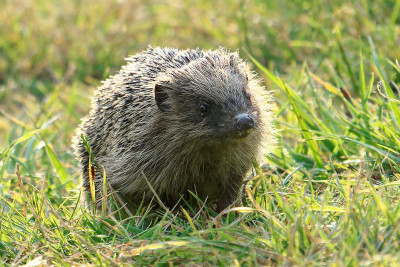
[
  {"xmin": 244, "ymin": 92, "xmax": 251, "ymax": 100},
  {"xmin": 199, "ymin": 103, "xmax": 208, "ymax": 114}
]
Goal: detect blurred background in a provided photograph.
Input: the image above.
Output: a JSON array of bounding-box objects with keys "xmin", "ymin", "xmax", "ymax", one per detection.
[{"xmin": 0, "ymin": 0, "xmax": 399, "ymax": 185}]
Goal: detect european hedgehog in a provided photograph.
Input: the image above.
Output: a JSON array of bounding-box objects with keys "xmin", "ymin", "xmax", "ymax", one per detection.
[{"xmin": 73, "ymin": 47, "xmax": 275, "ymax": 213}]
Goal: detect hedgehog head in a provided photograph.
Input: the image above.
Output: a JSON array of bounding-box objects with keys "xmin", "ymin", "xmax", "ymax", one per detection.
[{"xmin": 152, "ymin": 49, "xmax": 269, "ymax": 148}]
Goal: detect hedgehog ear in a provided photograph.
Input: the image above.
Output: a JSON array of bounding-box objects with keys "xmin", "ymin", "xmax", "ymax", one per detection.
[{"xmin": 154, "ymin": 83, "xmax": 171, "ymax": 112}]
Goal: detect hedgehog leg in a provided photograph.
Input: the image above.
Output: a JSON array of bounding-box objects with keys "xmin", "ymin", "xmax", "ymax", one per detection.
[{"xmin": 216, "ymin": 176, "xmax": 243, "ymax": 213}]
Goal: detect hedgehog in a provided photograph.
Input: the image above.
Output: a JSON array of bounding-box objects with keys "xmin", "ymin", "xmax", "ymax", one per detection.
[{"xmin": 72, "ymin": 46, "xmax": 276, "ymax": 213}]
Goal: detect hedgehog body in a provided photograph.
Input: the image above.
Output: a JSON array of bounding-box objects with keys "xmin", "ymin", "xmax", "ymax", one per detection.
[{"xmin": 73, "ymin": 47, "xmax": 275, "ymax": 212}]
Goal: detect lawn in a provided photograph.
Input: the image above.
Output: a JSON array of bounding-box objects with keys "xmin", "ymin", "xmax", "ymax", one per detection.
[{"xmin": 1, "ymin": 0, "xmax": 400, "ymax": 265}]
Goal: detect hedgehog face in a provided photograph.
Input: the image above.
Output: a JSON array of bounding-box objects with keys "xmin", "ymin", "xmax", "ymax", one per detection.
[
  {"xmin": 192, "ymin": 89, "xmax": 260, "ymax": 140},
  {"xmin": 154, "ymin": 55, "xmax": 261, "ymax": 142}
]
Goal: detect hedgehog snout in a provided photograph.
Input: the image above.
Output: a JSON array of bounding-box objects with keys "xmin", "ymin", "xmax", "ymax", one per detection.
[{"xmin": 233, "ymin": 113, "xmax": 254, "ymax": 132}]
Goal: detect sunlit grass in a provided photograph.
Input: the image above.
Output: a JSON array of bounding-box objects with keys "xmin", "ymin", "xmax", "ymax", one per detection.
[{"xmin": 1, "ymin": 0, "xmax": 400, "ymax": 265}]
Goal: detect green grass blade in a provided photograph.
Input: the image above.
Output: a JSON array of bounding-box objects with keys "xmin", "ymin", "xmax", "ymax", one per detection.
[
  {"xmin": 369, "ymin": 36, "xmax": 400, "ymax": 128},
  {"xmin": 282, "ymin": 82, "xmax": 324, "ymax": 167},
  {"xmin": 390, "ymin": 0, "xmax": 400, "ymax": 27},
  {"xmin": 45, "ymin": 141, "xmax": 69, "ymax": 182}
]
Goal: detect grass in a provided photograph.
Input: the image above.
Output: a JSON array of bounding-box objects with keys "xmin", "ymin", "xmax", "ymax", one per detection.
[{"xmin": 1, "ymin": 0, "xmax": 400, "ymax": 265}]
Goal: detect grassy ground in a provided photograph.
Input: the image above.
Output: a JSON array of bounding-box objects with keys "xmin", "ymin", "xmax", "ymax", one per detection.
[{"xmin": 1, "ymin": 0, "xmax": 400, "ymax": 265}]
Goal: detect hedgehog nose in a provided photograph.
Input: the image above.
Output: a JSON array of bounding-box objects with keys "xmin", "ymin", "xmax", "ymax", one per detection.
[{"xmin": 234, "ymin": 113, "xmax": 254, "ymax": 132}]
